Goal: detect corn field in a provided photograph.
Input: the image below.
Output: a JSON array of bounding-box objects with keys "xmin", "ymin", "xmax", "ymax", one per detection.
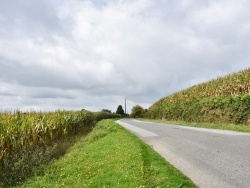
[
  {"xmin": 149, "ymin": 68, "xmax": 250, "ymax": 111},
  {"xmin": 0, "ymin": 110, "xmax": 120, "ymax": 169},
  {"xmin": 146, "ymin": 68, "xmax": 250, "ymax": 123}
]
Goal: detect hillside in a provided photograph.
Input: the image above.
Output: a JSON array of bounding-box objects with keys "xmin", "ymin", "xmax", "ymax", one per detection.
[{"xmin": 146, "ymin": 68, "xmax": 250, "ymax": 125}]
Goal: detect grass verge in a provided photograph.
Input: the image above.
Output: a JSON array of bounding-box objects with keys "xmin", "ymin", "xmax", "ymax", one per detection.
[
  {"xmin": 139, "ymin": 118, "xmax": 250, "ymax": 133},
  {"xmin": 18, "ymin": 119, "xmax": 196, "ymax": 188}
]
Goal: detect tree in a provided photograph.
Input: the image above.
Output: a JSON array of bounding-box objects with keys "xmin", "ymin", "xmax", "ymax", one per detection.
[
  {"xmin": 130, "ymin": 105, "xmax": 145, "ymax": 118},
  {"xmin": 116, "ymin": 105, "xmax": 125, "ymax": 115},
  {"xmin": 101, "ymin": 109, "xmax": 112, "ymax": 113}
]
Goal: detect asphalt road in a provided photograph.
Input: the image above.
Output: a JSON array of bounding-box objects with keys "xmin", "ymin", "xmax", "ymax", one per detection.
[{"xmin": 116, "ymin": 119, "xmax": 250, "ymax": 188}]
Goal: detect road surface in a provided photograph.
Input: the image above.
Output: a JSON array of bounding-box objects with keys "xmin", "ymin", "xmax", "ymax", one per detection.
[{"xmin": 116, "ymin": 119, "xmax": 250, "ymax": 188}]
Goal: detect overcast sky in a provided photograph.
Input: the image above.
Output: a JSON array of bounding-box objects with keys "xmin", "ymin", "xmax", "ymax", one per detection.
[{"xmin": 0, "ymin": 0, "xmax": 249, "ymax": 113}]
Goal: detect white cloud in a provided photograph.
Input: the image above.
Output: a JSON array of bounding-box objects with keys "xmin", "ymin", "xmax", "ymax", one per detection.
[
  {"xmin": 0, "ymin": 0, "xmax": 249, "ymax": 113},
  {"xmin": 190, "ymin": 0, "xmax": 246, "ymax": 26}
]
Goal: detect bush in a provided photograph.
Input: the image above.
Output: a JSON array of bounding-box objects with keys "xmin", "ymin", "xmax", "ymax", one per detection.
[{"xmin": 130, "ymin": 105, "xmax": 145, "ymax": 118}]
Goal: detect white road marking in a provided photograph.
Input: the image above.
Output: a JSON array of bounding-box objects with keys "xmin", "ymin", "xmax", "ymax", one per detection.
[
  {"xmin": 133, "ymin": 119, "xmax": 249, "ymax": 136},
  {"xmin": 132, "ymin": 119, "xmax": 151, "ymax": 123},
  {"xmin": 116, "ymin": 120, "xmax": 158, "ymax": 137}
]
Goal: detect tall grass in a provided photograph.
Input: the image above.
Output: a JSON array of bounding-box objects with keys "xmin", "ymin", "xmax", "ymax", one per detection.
[
  {"xmin": 0, "ymin": 110, "xmax": 120, "ymax": 187},
  {"xmin": 146, "ymin": 68, "xmax": 250, "ymax": 125}
]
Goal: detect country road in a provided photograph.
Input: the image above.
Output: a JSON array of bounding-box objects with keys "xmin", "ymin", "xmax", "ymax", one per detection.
[{"xmin": 116, "ymin": 119, "xmax": 250, "ymax": 188}]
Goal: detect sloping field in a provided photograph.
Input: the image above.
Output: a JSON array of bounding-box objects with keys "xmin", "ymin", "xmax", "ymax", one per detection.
[{"xmin": 146, "ymin": 68, "xmax": 250, "ymax": 125}]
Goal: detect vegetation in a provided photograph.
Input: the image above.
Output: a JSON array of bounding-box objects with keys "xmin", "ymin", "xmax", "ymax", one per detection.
[
  {"xmin": 0, "ymin": 110, "xmax": 120, "ymax": 187},
  {"xmin": 140, "ymin": 118, "xmax": 250, "ymax": 133},
  {"xmin": 19, "ymin": 120, "xmax": 196, "ymax": 188},
  {"xmin": 130, "ymin": 105, "xmax": 145, "ymax": 118},
  {"xmin": 101, "ymin": 109, "xmax": 112, "ymax": 113},
  {"xmin": 146, "ymin": 68, "xmax": 250, "ymax": 125},
  {"xmin": 116, "ymin": 105, "xmax": 125, "ymax": 116}
]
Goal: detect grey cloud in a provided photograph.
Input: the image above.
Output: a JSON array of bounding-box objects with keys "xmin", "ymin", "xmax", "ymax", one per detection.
[
  {"xmin": 0, "ymin": 59, "xmax": 81, "ymax": 89},
  {"xmin": 0, "ymin": 1, "xmax": 63, "ymax": 39},
  {"xmin": 0, "ymin": 93, "xmax": 16, "ymax": 97},
  {"xmin": 0, "ymin": 0, "xmax": 249, "ymax": 112}
]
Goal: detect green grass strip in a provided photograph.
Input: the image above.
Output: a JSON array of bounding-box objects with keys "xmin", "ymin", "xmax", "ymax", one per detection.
[
  {"xmin": 139, "ymin": 118, "xmax": 250, "ymax": 133},
  {"xmin": 19, "ymin": 119, "xmax": 196, "ymax": 188}
]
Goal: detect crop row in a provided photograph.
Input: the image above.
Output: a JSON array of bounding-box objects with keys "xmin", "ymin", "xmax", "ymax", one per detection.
[
  {"xmin": 149, "ymin": 68, "xmax": 250, "ymax": 111},
  {"xmin": 0, "ymin": 110, "xmax": 120, "ymax": 168}
]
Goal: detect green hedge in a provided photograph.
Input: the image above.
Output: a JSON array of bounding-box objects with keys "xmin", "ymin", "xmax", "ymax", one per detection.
[{"xmin": 145, "ymin": 95, "xmax": 250, "ymax": 125}]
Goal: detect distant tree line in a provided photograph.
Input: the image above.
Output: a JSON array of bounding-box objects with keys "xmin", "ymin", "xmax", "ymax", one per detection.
[{"xmin": 100, "ymin": 104, "xmax": 147, "ymax": 118}]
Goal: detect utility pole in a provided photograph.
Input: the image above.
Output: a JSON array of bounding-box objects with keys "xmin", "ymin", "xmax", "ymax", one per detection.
[{"xmin": 125, "ymin": 98, "xmax": 126, "ymax": 117}]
